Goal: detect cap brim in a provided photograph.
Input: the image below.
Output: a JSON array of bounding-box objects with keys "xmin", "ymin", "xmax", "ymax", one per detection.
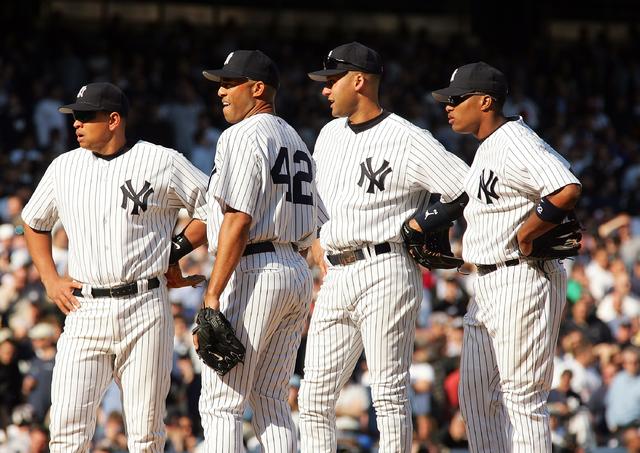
[
  {"xmin": 431, "ymin": 86, "xmax": 469, "ymax": 103},
  {"xmin": 307, "ymin": 69, "xmax": 348, "ymax": 82},
  {"xmin": 202, "ymin": 69, "xmax": 247, "ymax": 82},
  {"xmin": 58, "ymin": 103, "xmax": 102, "ymax": 114}
]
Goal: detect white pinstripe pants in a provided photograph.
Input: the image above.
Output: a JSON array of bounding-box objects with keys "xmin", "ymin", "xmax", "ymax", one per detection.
[
  {"xmin": 49, "ymin": 285, "xmax": 173, "ymax": 453},
  {"xmin": 199, "ymin": 245, "xmax": 312, "ymax": 453},
  {"xmin": 460, "ymin": 260, "xmax": 566, "ymax": 453},
  {"xmin": 299, "ymin": 246, "xmax": 421, "ymax": 453}
]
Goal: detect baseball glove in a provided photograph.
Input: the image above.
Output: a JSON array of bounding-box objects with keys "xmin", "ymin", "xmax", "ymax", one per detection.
[
  {"xmin": 527, "ymin": 218, "xmax": 582, "ymax": 259},
  {"xmin": 192, "ymin": 307, "xmax": 246, "ymax": 376},
  {"xmin": 165, "ymin": 263, "xmax": 205, "ymax": 289},
  {"xmin": 401, "ymin": 220, "xmax": 464, "ymax": 270}
]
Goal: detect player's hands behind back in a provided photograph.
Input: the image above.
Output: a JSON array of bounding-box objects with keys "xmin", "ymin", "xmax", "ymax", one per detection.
[
  {"xmin": 401, "ymin": 219, "xmax": 464, "ymax": 270},
  {"xmin": 165, "ymin": 263, "xmax": 205, "ymax": 289}
]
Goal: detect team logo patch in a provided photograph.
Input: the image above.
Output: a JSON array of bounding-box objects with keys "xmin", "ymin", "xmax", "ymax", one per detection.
[
  {"xmin": 120, "ymin": 180, "xmax": 154, "ymax": 215},
  {"xmin": 77, "ymin": 85, "xmax": 87, "ymax": 98},
  {"xmin": 224, "ymin": 52, "xmax": 234, "ymax": 65},
  {"xmin": 477, "ymin": 169, "xmax": 500, "ymax": 204},
  {"xmin": 357, "ymin": 157, "xmax": 392, "ymax": 193},
  {"xmin": 450, "ymin": 68, "xmax": 458, "ymax": 82}
]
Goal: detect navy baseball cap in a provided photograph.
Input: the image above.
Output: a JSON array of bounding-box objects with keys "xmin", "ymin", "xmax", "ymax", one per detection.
[
  {"xmin": 59, "ymin": 82, "xmax": 129, "ymax": 116},
  {"xmin": 203, "ymin": 50, "xmax": 280, "ymax": 89},
  {"xmin": 308, "ymin": 42, "xmax": 383, "ymax": 81},
  {"xmin": 432, "ymin": 62, "xmax": 508, "ymax": 103}
]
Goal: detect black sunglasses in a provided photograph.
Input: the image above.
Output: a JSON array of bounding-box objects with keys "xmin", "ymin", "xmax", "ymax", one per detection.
[
  {"xmin": 324, "ymin": 56, "xmax": 368, "ymax": 72},
  {"xmin": 447, "ymin": 92, "xmax": 495, "ymax": 107},
  {"xmin": 72, "ymin": 110, "xmax": 99, "ymax": 122}
]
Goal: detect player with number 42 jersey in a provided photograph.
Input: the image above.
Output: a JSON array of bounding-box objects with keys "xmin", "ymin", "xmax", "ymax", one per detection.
[
  {"xmin": 205, "ymin": 113, "xmax": 318, "ymax": 252},
  {"xmin": 200, "ymin": 49, "xmax": 318, "ymax": 453}
]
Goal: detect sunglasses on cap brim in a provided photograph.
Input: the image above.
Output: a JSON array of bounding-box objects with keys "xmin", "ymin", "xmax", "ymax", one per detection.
[{"xmin": 323, "ymin": 56, "xmax": 369, "ymax": 72}]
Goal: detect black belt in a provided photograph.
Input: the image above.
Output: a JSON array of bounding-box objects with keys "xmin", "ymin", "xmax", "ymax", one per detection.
[
  {"xmin": 243, "ymin": 242, "xmax": 275, "ymax": 256},
  {"xmin": 476, "ymin": 259, "xmax": 520, "ymax": 276},
  {"xmin": 72, "ymin": 277, "xmax": 160, "ymax": 298},
  {"xmin": 242, "ymin": 242, "xmax": 298, "ymax": 256},
  {"xmin": 326, "ymin": 242, "xmax": 392, "ymax": 266}
]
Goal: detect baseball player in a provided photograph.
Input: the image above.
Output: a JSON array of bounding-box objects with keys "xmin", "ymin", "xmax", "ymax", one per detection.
[
  {"xmin": 21, "ymin": 82, "xmax": 208, "ymax": 452},
  {"xmin": 299, "ymin": 42, "xmax": 470, "ymax": 452},
  {"xmin": 432, "ymin": 62, "xmax": 582, "ymax": 452},
  {"xmin": 198, "ymin": 50, "xmax": 317, "ymax": 452}
]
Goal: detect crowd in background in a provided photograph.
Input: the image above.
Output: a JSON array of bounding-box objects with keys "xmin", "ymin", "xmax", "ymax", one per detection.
[{"xmin": 1, "ymin": 10, "xmax": 640, "ymax": 453}]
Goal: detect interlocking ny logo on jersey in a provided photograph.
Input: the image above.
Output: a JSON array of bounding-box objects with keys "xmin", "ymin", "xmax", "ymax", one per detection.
[
  {"xmin": 477, "ymin": 169, "xmax": 500, "ymax": 204},
  {"xmin": 120, "ymin": 180, "xmax": 154, "ymax": 215},
  {"xmin": 358, "ymin": 158, "xmax": 392, "ymax": 193}
]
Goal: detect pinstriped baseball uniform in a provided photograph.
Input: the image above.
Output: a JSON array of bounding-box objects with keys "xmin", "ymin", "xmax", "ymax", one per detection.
[
  {"xmin": 298, "ymin": 112, "xmax": 469, "ymax": 453},
  {"xmin": 21, "ymin": 140, "xmax": 208, "ymax": 453},
  {"xmin": 201, "ymin": 113, "xmax": 317, "ymax": 452},
  {"xmin": 459, "ymin": 117, "xmax": 581, "ymax": 453}
]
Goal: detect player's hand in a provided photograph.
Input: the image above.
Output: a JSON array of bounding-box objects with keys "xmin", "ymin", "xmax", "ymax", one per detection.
[
  {"xmin": 165, "ymin": 263, "xmax": 205, "ymax": 288},
  {"xmin": 517, "ymin": 231, "xmax": 533, "ymax": 256},
  {"xmin": 311, "ymin": 240, "xmax": 327, "ymax": 277},
  {"xmin": 193, "ymin": 294, "xmax": 221, "ymax": 351},
  {"xmin": 43, "ymin": 275, "xmax": 82, "ymax": 315}
]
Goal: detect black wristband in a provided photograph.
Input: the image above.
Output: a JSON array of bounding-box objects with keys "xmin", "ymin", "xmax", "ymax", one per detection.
[
  {"xmin": 413, "ymin": 192, "xmax": 468, "ymax": 232},
  {"xmin": 169, "ymin": 233, "xmax": 194, "ymax": 264},
  {"xmin": 535, "ymin": 197, "xmax": 568, "ymax": 224}
]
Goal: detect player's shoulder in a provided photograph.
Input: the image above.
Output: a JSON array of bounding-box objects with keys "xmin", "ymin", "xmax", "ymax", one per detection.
[
  {"xmin": 48, "ymin": 147, "xmax": 86, "ymax": 167},
  {"xmin": 498, "ymin": 117, "xmax": 555, "ymax": 152}
]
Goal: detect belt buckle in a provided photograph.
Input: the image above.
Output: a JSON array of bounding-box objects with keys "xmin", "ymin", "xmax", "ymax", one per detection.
[
  {"xmin": 110, "ymin": 283, "xmax": 135, "ymax": 298},
  {"xmin": 340, "ymin": 251, "xmax": 357, "ymax": 265}
]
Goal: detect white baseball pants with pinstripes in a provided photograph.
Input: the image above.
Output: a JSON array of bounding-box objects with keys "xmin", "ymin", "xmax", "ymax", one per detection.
[
  {"xmin": 299, "ymin": 244, "xmax": 421, "ymax": 453},
  {"xmin": 460, "ymin": 260, "xmax": 567, "ymax": 453},
  {"xmin": 199, "ymin": 244, "xmax": 312, "ymax": 453},
  {"xmin": 49, "ymin": 284, "xmax": 173, "ymax": 453}
]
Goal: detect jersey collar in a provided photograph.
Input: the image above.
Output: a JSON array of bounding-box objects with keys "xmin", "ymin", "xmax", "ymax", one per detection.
[
  {"xmin": 92, "ymin": 143, "xmax": 131, "ymax": 161},
  {"xmin": 347, "ymin": 110, "xmax": 391, "ymax": 134}
]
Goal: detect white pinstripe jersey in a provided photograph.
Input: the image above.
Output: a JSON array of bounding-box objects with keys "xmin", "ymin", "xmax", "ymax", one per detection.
[
  {"xmin": 21, "ymin": 140, "xmax": 208, "ymax": 285},
  {"xmin": 314, "ymin": 112, "xmax": 469, "ymax": 253},
  {"xmin": 462, "ymin": 117, "xmax": 581, "ymax": 264},
  {"xmin": 206, "ymin": 113, "xmax": 317, "ymax": 253}
]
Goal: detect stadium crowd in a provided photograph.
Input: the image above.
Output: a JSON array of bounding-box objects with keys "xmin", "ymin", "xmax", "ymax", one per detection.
[{"xmin": 1, "ymin": 10, "xmax": 640, "ymax": 453}]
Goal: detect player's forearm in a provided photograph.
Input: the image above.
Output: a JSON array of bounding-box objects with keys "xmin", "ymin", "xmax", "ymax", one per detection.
[
  {"xmin": 409, "ymin": 192, "xmax": 468, "ymax": 232},
  {"xmin": 182, "ymin": 219, "xmax": 207, "ymax": 249},
  {"xmin": 517, "ymin": 183, "xmax": 582, "ymax": 244},
  {"xmin": 23, "ymin": 224, "xmax": 59, "ymax": 285},
  {"xmin": 204, "ymin": 209, "xmax": 251, "ymax": 305}
]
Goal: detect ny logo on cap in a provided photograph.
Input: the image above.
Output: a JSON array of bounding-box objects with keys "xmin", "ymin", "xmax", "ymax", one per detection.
[
  {"xmin": 77, "ymin": 86, "xmax": 87, "ymax": 98},
  {"xmin": 450, "ymin": 69, "xmax": 458, "ymax": 82},
  {"xmin": 224, "ymin": 52, "xmax": 234, "ymax": 65}
]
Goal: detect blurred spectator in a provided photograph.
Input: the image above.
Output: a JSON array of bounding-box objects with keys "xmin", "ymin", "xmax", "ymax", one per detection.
[
  {"xmin": 586, "ymin": 246, "xmax": 614, "ymax": 302},
  {"xmin": 562, "ymin": 294, "xmax": 613, "ymax": 345},
  {"xmin": 605, "ymin": 346, "xmax": 640, "ymax": 432},
  {"xmin": 0, "ymin": 330, "xmax": 23, "ymax": 429},
  {"xmin": 22, "ymin": 323, "xmax": 56, "ymax": 423}
]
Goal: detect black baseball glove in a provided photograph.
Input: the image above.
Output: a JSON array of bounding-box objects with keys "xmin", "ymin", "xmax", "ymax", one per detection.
[
  {"xmin": 192, "ymin": 307, "xmax": 246, "ymax": 376},
  {"xmin": 527, "ymin": 218, "xmax": 582, "ymax": 259},
  {"xmin": 401, "ymin": 220, "xmax": 464, "ymax": 270}
]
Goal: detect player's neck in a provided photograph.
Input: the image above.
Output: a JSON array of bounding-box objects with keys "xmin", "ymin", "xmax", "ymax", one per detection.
[
  {"xmin": 475, "ymin": 114, "xmax": 507, "ymax": 141},
  {"xmin": 92, "ymin": 134, "xmax": 127, "ymax": 157},
  {"xmin": 244, "ymin": 101, "xmax": 274, "ymax": 120},
  {"xmin": 348, "ymin": 102, "xmax": 383, "ymax": 125}
]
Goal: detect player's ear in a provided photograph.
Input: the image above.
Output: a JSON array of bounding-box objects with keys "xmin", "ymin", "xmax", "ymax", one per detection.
[
  {"xmin": 353, "ymin": 73, "xmax": 365, "ymax": 92},
  {"xmin": 251, "ymin": 81, "xmax": 266, "ymax": 98},
  {"xmin": 108, "ymin": 112, "xmax": 123, "ymax": 131},
  {"xmin": 479, "ymin": 95, "xmax": 495, "ymax": 112}
]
